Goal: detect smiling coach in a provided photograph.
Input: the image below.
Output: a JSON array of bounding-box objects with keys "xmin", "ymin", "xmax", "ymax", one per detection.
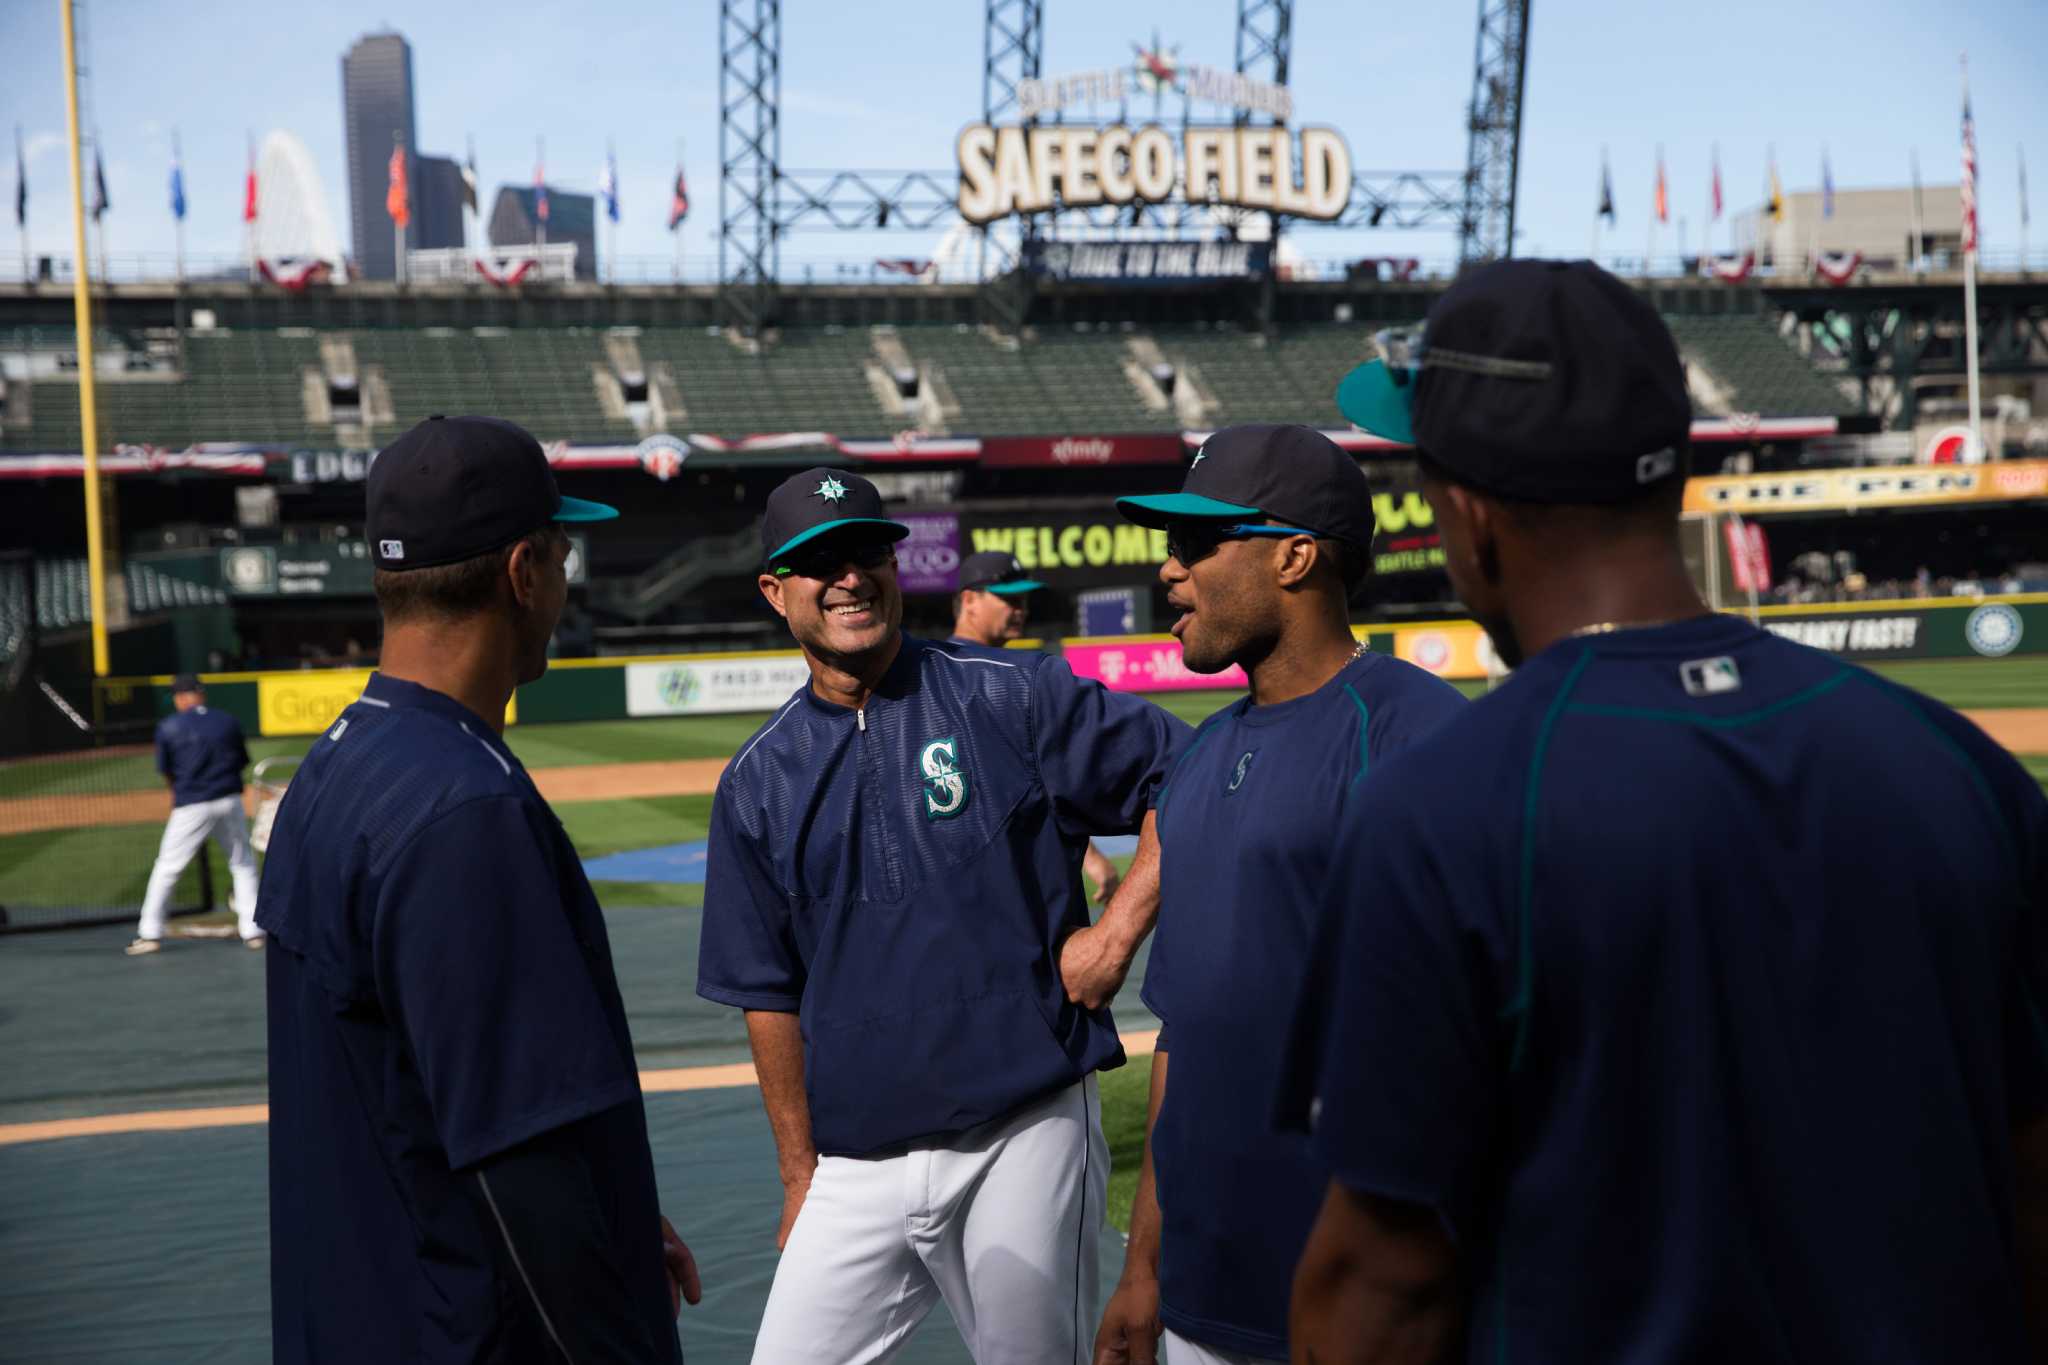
[{"xmin": 698, "ymin": 466, "xmax": 1188, "ymax": 1363}]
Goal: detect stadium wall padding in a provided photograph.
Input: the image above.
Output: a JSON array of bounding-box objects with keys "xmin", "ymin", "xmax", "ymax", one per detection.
[{"xmin": 90, "ymin": 595, "xmax": 2048, "ymax": 733}]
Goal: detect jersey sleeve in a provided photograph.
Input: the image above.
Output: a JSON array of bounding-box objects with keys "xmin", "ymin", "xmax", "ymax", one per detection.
[
  {"xmin": 373, "ymin": 796, "xmax": 638, "ymax": 1170},
  {"xmin": 697, "ymin": 776, "xmax": 804, "ymax": 1012},
  {"xmin": 1282, "ymin": 777, "xmax": 1507, "ymax": 1243},
  {"xmin": 1363, "ymin": 667, "xmax": 1469, "ymax": 772},
  {"xmin": 230, "ymin": 716, "xmax": 250, "ymax": 773},
  {"xmin": 1029, "ymin": 655, "xmax": 1191, "ymax": 837},
  {"xmin": 155, "ymin": 721, "xmax": 173, "ymax": 779}
]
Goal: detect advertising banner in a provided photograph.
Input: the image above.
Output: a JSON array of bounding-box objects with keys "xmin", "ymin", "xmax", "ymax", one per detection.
[
  {"xmin": 220, "ymin": 535, "xmax": 586, "ymax": 597},
  {"xmin": 980, "ymin": 435, "xmax": 1187, "ymax": 469},
  {"xmin": 1756, "ymin": 599, "xmax": 2042, "ymax": 660},
  {"xmin": 625, "ymin": 656, "xmax": 812, "ymax": 717},
  {"xmin": 1066, "ymin": 639, "xmax": 1247, "ymax": 692},
  {"xmin": 257, "ymin": 669, "xmax": 517, "ymax": 736},
  {"xmin": 894, "ymin": 513, "xmax": 962, "ymax": 594},
  {"xmin": 961, "ymin": 515, "xmax": 1171, "ymax": 588},
  {"xmin": 1683, "ymin": 459, "xmax": 2048, "ymax": 516},
  {"xmin": 1391, "ymin": 623, "xmax": 1501, "ymax": 681},
  {"xmin": 1022, "ymin": 239, "xmax": 1272, "ymax": 284}
]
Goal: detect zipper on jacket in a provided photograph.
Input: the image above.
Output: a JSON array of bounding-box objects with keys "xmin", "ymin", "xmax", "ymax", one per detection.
[{"xmin": 857, "ymin": 707, "xmax": 866, "ymax": 732}]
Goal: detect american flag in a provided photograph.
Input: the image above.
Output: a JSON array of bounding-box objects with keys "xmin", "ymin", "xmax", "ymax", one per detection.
[{"xmin": 1961, "ymin": 84, "xmax": 1978, "ymax": 255}]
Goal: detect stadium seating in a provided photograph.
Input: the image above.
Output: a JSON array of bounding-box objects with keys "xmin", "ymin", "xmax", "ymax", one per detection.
[
  {"xmin": 0, "ymin": 310, "xmax": 1858, "ymax": 455},
  {"xmin": 27, "ymin": 557, "xmax": 226, "ymax": 630},
  {"xmin": 1664, "ymin": 314, "xmax": 1856, "ymax": 417}
]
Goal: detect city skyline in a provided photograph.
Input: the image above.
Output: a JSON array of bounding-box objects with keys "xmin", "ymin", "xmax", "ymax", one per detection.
[{"xmin": 3, "ymin": 0, "xmax": 2043, "ymax": 277}]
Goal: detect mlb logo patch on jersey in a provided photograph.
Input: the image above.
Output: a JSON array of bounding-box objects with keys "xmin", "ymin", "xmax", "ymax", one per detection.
[{"xmin": 1680, "ymin": 655, "xmax": 1742, "ymax": 697}]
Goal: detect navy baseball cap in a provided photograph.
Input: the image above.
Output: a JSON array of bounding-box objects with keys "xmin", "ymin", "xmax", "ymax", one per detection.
[
  {"xmin": 171, "ymin": 673, "xmax": 202, "ymax": 694},
  {"xmin": 761, "ymin": 467, "xmax": 910, "ymax": 569},
  {"xmin": 958, "ymin": 551, "xmax": 1044, "ymax": 595},
  {"xmin": 1116, "ymin": 423, "xmax": 1376, "ymax": 546},
  {"xmin": 1335, "ymin": 258, "xmax": 1692, "ymax": 504},
  {"xmin": 367, "ymin": 415, "xmax": 616, "ymax": 571}
]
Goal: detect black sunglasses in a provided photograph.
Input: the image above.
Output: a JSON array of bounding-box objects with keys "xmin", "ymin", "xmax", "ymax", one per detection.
[
  {"xmin": 1165, "ymin": 521, "xmax": 1321, "ymax": 567},
  {"xmin": 774, "ymin": 539, "xmax": 896, "ymax": 580}
]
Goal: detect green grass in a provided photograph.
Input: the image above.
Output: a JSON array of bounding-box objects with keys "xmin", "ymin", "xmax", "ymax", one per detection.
[
  {"xmin": 0, "ymin": 820, "xmax": 208, "ymax": 925},
  {"xmin": 1862, "ymin": 658, "xmax": 2048, "ymax": 710},
  {"xmin": 559, "ymin": 793, "xmax": 715, "ymax": 909},
  {"xmin": 1100, "ymin": 1054, "xmax": 1154, "ymax": 1236}
]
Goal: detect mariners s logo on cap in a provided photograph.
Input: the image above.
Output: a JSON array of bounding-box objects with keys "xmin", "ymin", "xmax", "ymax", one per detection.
[
  {"xmin": 814, "ymin": 476, "xmax": 851, "ymax": 503},
  {"xmin": 919, "ymin": 736, "xmax": 970, "ymax": 819}
]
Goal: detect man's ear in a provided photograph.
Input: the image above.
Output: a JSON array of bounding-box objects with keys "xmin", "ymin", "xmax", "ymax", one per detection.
[
  {"xmin": 758, "ymin": 573, "xmax": 790, "ymax": 621},
  {"xmin": 506, "ymin": 538, "xmax": 541, "ymax": 609},
  {"xmin": 1272, "ymin": 534, "xmax": 1320, "ymax": 590}
]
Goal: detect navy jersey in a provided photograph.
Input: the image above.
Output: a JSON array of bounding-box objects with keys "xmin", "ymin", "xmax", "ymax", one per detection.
[
  {"xmin": 1282, "ymin": 615, "xmax": 2048, "ymax": 1362},
  {"xmin": 154, "ymin": 704, "xmax": 249, "ymax": 806},
  {"xmin": 699, "ymin": 635, "xmax": 1188, "ymax": 1156},
  {"xmin": 256, "ymin": 673, "xmax": 678, "ymax": 1365},
  {"xmin": 1144, "ymin": 650, "xmax": 1465, "ymax": 1358}
]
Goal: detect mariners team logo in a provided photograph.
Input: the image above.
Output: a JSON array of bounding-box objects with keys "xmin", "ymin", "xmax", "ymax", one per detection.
[
  {"xmin": 1225, "ymin": 749, "xmax": 1255, "ymax": 795},
  {"xmin": 1964, "ymin": 602, "xmax": 2023, "ymax": 658},
  {"xmin": 919, "ymin": 736, "xmax": 970, "ymax": 819},
  {"xmin": 814, "ymin": 475, "xmax": 850, "ymax": 503}
]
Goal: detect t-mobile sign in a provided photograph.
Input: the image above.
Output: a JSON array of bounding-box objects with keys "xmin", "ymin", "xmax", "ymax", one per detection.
[{"xmin": 895, "ymin": 513, "xmax": 962, "ymax": 594}]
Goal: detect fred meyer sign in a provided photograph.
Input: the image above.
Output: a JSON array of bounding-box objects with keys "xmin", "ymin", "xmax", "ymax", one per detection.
[{"xmin": 957, "ymin": 124, "xmax": 1352, "ymax": 224}]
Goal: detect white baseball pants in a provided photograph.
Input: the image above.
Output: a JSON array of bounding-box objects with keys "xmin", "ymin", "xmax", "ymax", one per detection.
[
  {"xmin": 136, "ymin": 793, "xmax": 260, "ymax": 941},
  {"xmin": 1162, "ymin": 1327, "xmax": 1284, "ymax": 1365},
  {"xmin": 751, "ymin": 1074, "xmax": 1108, "ymax": 1365}
]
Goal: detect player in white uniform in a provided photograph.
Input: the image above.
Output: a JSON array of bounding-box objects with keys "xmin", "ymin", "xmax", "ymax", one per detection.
[{"xmin": 127, "ymin": 674, "xmax": 262, "ymax": 953}]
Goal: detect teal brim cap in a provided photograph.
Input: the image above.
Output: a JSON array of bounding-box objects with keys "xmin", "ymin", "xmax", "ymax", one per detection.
[
  {"xmin": 765, "ymin": 516, "xmax": 911, "ymax": 566},
  {"xmin": 1114, "ymin": 491, "xmax": 1262, "ymax": 529},
  {"xmin": 986, "ymin": 579, "xmax": 1044, "ymax": 595},
  {"xmin": 555, "ymin": 495, "xmax": 620, "ymax": 522},
  {"xmin": 1334, "ymin": 359, "xmax": 1417, "ymax": 444}
]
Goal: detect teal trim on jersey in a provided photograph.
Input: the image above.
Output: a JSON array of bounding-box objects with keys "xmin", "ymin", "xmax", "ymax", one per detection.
[
  {"xmin": 1562, "ymin": 668, "xmax": 1856, "ymax": 731},
  {"xmin": 1343, "ymin": 683, "xmax": 1372, "ymax": 786},
  {"xmin": 1506, "ymin": 648, "xmax": 1594, "ymax": 1073},
  {"xmin": 1154, "ymin": 711, "xmax": 1231, "ymax": 821}
]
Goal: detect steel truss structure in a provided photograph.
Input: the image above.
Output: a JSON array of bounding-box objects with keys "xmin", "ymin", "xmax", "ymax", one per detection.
[
  {"xmin": 1459, "ymin": 0, "xmax": 1530, "ymax": 263},
  {"xmin": 716, "ymin": 0, "xmax": 1520, "ymax": 329}
]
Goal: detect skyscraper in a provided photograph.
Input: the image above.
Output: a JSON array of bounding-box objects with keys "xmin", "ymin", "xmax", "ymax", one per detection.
[
  {"xmin": 341, "ymin": 32, "xmax": 417, "ymax": 280},
  {"xmin": 412, "ymin": 155, "xmax": 467, "ymax": 251}
]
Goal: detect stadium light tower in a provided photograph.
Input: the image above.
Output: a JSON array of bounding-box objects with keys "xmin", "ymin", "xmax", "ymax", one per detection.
[
  {"xmin": 719, "ymin": 0, "xmax": 780, "ymax": 334},
  {"xmin": 1459, "ymin": 0, "xmax": 1530, "ymax": 264}
]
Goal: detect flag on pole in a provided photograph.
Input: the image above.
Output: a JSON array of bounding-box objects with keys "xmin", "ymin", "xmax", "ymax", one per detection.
[
  {"xmin": 90, "ymin": 142, "xmax": 109, "ymax": 221},
  {"xmin": 460, "ymin": 138, "xmax": 478, "ymax": 214},
  {"xmin": 668, "ymin": 165, "xmax": 690, "ymax": 230},
  {"xmin": 1961, "ymin": 83, "xmax": 1978, "ymax": 254},
  {"xmin": 2022, "ymin": 145, "xmax": 2031, "ymax": 228},
  {"xmin": 1710, "ymin": 145, "xmax": 1723, "ymax": 220},
  {"xmin": 243, "ymin": 135, "xmax": 259, "ymax": 223},
  {"xmin": 386, "ymin": 143, "xmax": 410, "ymax": 228},
  {"xmin": 1822, "ymin": 150, "xmax": 1834, "ymax": 218},
  {"xmin": 170, "ymin": 141, "xmax": 185, "ymax": 220},
  {"xmin": 12, "ymin": 127, "xmax": 24, "ymax": 229},
  {"xmin": 534, "ymin": 152, "xmax": 550, "ymax": 225},
  {"xmin": 1768, "ymin": 153, "xmax": 1785, "ymax": 223},
  {"xmin": 599, "ymin": 146, "xmax": 619, "ymax": 224},
  {"xmin": 1598, "ymin": 151, "xmax": 1615, "ymax": 223},
  {"xmin": 1655, "ymin": 148, "xmax": 1669, "ymax": 223}
]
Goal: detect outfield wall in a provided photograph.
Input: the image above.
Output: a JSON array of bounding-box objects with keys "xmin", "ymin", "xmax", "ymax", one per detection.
[{"xmin": 95, "ymin": 595, "xmax": 2048, "ymax": 736}]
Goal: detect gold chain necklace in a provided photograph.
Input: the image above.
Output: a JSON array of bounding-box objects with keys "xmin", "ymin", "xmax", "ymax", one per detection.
[{"xmin": 1566, "ymin": 614, "xmax": 1701, "ymax": 639}]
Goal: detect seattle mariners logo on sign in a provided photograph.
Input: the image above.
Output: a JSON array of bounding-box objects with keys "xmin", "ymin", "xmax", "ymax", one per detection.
[
  {"xmin": 1226, "ymin": 749, "xmax": 1255, "ymax": 795},
  {"xmin": 1964, "ymin": 602, "xmax": 2023, "ymax": 657},
  {"xmin": 919, "ymin": 736, "xmax": 970, "ymax": 819}
]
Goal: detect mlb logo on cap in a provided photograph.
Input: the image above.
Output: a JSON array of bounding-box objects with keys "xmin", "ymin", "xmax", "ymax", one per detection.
[{"xmin": 379, "ymin": 540, "xmax": 405, "ymax": 560}]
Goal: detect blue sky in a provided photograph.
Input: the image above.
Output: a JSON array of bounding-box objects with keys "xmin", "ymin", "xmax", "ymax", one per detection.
[{"xmin": 3, "ymin": 0, "xmax": 2044, "ymax": 275}]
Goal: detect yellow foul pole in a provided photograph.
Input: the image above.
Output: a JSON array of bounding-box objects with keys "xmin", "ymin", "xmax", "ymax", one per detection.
[{"xmin": 59, "ymin": 0, "xmax": 110, "ymax": 677}]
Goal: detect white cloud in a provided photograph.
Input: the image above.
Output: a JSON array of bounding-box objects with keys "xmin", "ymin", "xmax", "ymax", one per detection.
[{"xmin": 25, "ymin": 131, "xmax": 65, "ymax": 164}]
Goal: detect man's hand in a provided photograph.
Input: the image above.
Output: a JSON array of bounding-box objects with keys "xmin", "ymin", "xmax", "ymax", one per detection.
[
  {"xmin": 776, "ymin": 1177, "xmax": 811, "ymax": 1251},
  {"xmin": 1094, "ymin": 1272, "xmax": 1163, "ymax": 1364},
  {"xmin": 660, "ymin": 1214, "xmax": 701, "ymax": 1317},
  {"xmin": 1059, "ymin": 920, "xmax": 1134, "ymax": 1010},
  {"xmin": 1083, "ymin": 844, "xmax": 1123, "ymax": 906}
]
